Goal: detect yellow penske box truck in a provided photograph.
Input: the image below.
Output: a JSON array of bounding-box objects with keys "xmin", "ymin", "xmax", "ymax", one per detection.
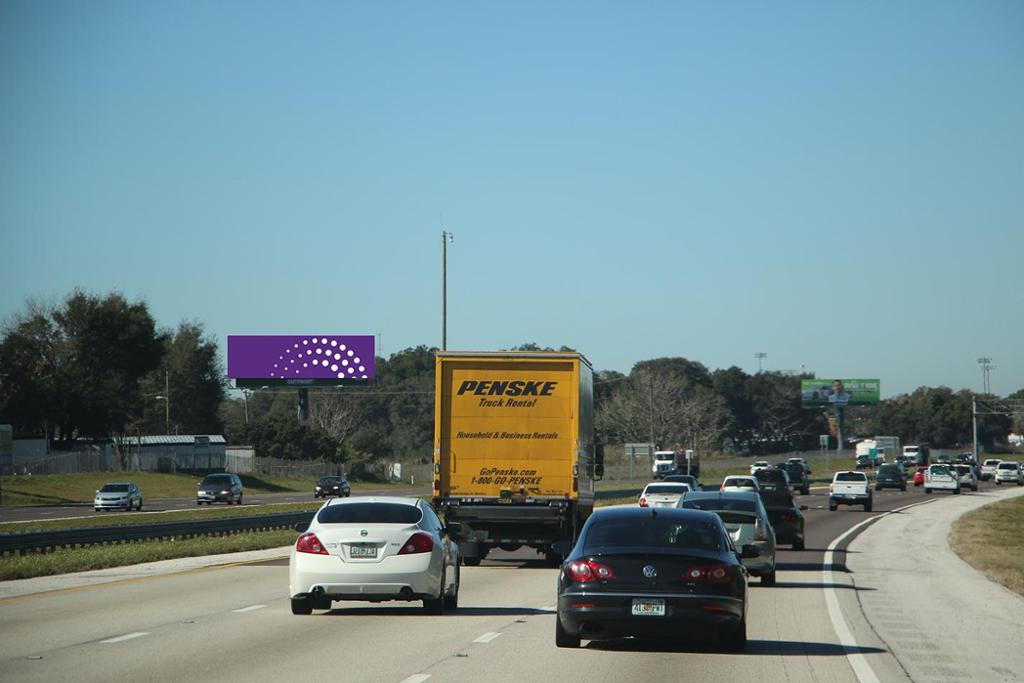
[{"xmin": 433, "ymin": 351, "xmax": 603, "ymax": 566}]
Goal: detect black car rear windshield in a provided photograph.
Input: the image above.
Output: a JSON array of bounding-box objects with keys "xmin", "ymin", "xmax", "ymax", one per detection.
[
  {"xmin": 681, "ymin": 498, "xmax": 757, "ymax": 513},
  {"xmin": 754, "ymin": 470, "xmax": 787, "ymax": 484},
  {"xmin": 317, "ymin": 502, "xmax": 422, "ymax": 525},
  {"xmin": 878, "ymin": 465, "xmax": 901, "ymax": 474},
  {"xmin": 100, "ymin": 484, "xmax": 129, "ymax": 492},
  {"xmin": 202, "ymin": 475, "xmax": 232, "ymax": 485},
  {"xmin": 584, "ymin": 517, "xmax": 723, "ymax": 553}
]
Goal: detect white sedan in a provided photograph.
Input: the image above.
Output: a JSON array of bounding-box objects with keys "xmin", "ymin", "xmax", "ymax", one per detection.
[
  {"xmin": 750, "ymin": 461, "xmax": 771, "ymax": 475},
  {"xmin": 289, "ymin": 497, "xmax": 460, "ymax": 615},
  {"xmin": 638, "ymin": 482, "xmax": 692, "ymax": 508}
]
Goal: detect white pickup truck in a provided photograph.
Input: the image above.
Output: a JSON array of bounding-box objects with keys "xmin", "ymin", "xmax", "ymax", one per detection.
[
  {"xmin": 924, "ymin": 463, "xmax": 961, "ymax": 494},
  {"xmin": 829, "ymin": 471, "xmax": 873, "ymax": 512}
]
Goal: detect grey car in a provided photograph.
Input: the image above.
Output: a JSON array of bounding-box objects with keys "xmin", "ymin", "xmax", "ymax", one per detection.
[
  {"xmin": 677, "ymin": 490, "xmax": 777, "ymax": 586},
  {"xmin": 94, "ymin": 482, "xmax": 143, "ymax": 511},
  {"xmin": 197, "ymin": 473, "xmax": 244, "ymax": 505}
]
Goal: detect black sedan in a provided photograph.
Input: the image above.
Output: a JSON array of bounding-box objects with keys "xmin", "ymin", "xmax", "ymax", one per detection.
[
  {"xmin": 763, "ymin": 494, "xmax": 807, "ymax": 550},
  {"xmin": 555, "ymin": 507, "xmax": 755, "ymax": 651},
  {"xmin": 314, "ymin": 476, "xmax": 351, "ymax": 498}
]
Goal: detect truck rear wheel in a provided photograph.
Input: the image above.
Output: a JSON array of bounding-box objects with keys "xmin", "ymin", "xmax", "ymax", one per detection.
[
  {"xmin": 544, "ymin": 552, "xmax": 563, "ymax": 568},
  {"xmin": 462, "ymin": 557, "xmax": 481, "ymax": 567}
]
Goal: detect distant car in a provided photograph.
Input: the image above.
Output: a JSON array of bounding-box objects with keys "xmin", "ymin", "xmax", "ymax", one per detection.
[
  {"xmin": 912, "ymin": 467, "xmax": 926, "ymax": 487},
  {"xmin": 874, "ymin": 464, "xmax": 907, "ymax": 492},
  {"xmin": 314, "ymin": 476, "xmax": 351, "ymax": 498},
  {"xmin": 829, "ymin": 471, "xmax": 872, "ymax": 512},
  {"xmin": 781, "ymin": 462, "xmax": 810, "ymax": 495},
  {"xmin": 721, "ymin": 476, "xmax": 760, "ymax": 493},
  {"xmin": 753, "ymin": 468, "xmax": 792, "ymax": 506},
  {"xmin": 94, "ymin": 482, "xmax": 143, "ymax": 511},
  {"xmin": 924, "ymin": 464, "xmax": 960, "ymax": 495},
  {"xmin": 197, "ymin": 472, "xmax": 244, "ymax": 505},
  {"xmin": 763, "ymin": 495, "xmax": 807, "ymax": 551},
  {"xmin": 994, "ymin": 461, "xmax": 1023, "ymax": 486},
  {"xmin": 289, "ymin": 497, "xmax": 460, "ymax": 615},
  {"xmin": 639, "ymin": 482, "xmax": 692, "ymax": 508},
  {"xmin": 953, "ymin": 464, "xmax": 979, "ymax": 492},
  {"xmin": 980, "ymin": 459, "xmax": 1001, "ymax": 481},
  {"xmin": 555, "ymin": 506, "xmax": 752, "ymax": 651},
  {"xmin": 787, "ymin": 457, "xmax": 810, "ymax": 475},
  {"xmin": 855, "ymin": 454, "xmax": 873, "ymax": 470},
  {"xmin": 678, "ymin": 491, "xmax": 777, "ymax": 585},
  {"xmin": 750, "ymin": 461, "xmax": 771, "ymax": 475},
  {"xmin": 663, "ymin": 474, "xmax": 701, "ymax": 491}
]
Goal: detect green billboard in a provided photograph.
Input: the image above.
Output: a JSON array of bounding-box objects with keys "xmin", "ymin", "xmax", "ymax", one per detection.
[{"xmin": 801, "ymin": 379, "xmax": 880, "ymax": 407}]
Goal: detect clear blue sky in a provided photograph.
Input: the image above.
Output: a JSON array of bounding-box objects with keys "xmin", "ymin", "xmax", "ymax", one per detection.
[{"xmin": 2, "ymin": 1, "xmax": 1022, "ymax": 397}]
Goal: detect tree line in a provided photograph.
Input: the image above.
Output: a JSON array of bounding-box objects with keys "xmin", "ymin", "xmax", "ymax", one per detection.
[{"xmin": 1, "ymin": 293, "xmax": 1018, "ymax": 470}]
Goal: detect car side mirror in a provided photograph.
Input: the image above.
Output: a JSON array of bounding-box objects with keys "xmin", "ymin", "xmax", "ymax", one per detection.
[
  {"xmin": 445, "ymin": 522, "xmax": 462, "ymax": 539},
  {"xmin": 800, "ymin": 505, "xmax": 809, "ymax": 511},
  {"xmin": 741, "ymin": 545, "xmax": 761, "ymax": 559},
  {"xmin": 293, "ymin": 522, "xmax": 309, "ymax": 533}
]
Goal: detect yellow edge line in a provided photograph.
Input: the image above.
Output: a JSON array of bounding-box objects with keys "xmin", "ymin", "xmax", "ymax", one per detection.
[{"xmin": 0, "ymin": 554, "xmax": 290, "ymax": 605}]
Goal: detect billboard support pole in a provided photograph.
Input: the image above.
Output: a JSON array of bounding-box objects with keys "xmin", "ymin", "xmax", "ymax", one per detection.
[
  {"xmin": 298, "ymin": 389, "xmax": 309, "ymax": 423},
  {"xmin": 837, "ymin": 407, "xmax": 845, "ymax": 454}
]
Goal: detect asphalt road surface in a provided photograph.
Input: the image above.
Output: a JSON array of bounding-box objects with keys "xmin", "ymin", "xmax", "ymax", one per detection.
[{"xmin": 0, "ymin": 482, "xmax": 1006, "ymax": 683}]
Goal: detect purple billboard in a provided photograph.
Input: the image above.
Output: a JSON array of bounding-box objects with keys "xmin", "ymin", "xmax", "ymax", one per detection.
[{"xmin": 228, "ymin": 335, "xmax": 375, "ymax": 381}]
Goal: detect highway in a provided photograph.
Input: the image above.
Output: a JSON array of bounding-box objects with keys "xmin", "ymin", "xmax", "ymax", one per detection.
[{"xmin": 4, "ymin": 483, "xmax": 1003, "ymax": 683}]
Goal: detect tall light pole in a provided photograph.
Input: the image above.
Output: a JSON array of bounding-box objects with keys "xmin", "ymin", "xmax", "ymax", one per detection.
[
  {"xmin": 754, "ymin": 352, "xmax": 767, "ymax": 373},
  {"xmin": 441, "ymin": 231, "xmax": 454, "ymax": 350},
  {"xmin": 977, "ymin": 357, "xmax": 993, "ymax": 394}
]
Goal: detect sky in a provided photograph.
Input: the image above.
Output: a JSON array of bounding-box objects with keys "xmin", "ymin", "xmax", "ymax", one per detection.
[{"xmin": 1, "ymin": 1, "xmax": 1022, "ymax": 398}]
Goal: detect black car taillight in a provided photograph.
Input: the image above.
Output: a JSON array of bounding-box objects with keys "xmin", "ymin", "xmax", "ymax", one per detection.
[
  {"xmin": 782, "ymin": 512, "xmax": 798, "ymax": 523},
  {"xmin": 683, "ymin": 564, "xmax": 735, "ymax": 585},
  {"xmin": 566, "ymin": 559, "xmax": 617, "ymax": 583}
]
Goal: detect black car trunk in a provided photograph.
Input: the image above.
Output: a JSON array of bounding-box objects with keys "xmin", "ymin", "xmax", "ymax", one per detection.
[{"xmin": 578, "ymin": 547, "xmax": 739, "ymax": 595}]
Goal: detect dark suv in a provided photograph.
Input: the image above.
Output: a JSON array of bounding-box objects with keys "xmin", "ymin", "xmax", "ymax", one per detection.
[
  {"xmin": 314, "ymin": 476, "xmax": 351, "ymax": 498},
  {"xmin": 781, "ymin": 462, "xmax": 810, "ymax": 495},
  {"xmin": 754, "ymin": 468, "xmax": 792, "ymax": 508},
  {"xmin": 874, "ymin": 464, "xmax": 907, "ymax": 491},
  {"xmin": 197, "ymin": 472, "xmax": 244, "ymax": 505}
]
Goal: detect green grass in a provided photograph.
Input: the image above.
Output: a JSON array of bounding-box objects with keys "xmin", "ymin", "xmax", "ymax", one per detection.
[
  {"xmin": 0, "ymin": 501, "xmax": 325, "ymax": 534},
  {"xmin": 0, "ymin": 529, "xmax": 296, "ymax": 581},
  {"xmin": 950, "ymin": 495, "xmax": 1024, "ymax": 597}
]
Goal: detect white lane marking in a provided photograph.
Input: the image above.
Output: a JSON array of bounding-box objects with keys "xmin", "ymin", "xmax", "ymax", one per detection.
[
  {"xmin": 823, "ymin": 499, "xmax": 934, "ymax": 683},
  {"xmin": 232, "ymin": 604, "xmax": 266, "ymax": 613},
  {"xmin": 100, "ymin": 632, "xmax": 150, "ymax": 644},
  {"xmin": 541, "ymin": 605, "xmax": 555, "ymax": 612},
  {"xmin": 473, "ymin": 632, "xmax": 501, "ymax": 643},
  {"xmin": 398, "ymin": 676, "xmax": 431, "ymax": 683}
]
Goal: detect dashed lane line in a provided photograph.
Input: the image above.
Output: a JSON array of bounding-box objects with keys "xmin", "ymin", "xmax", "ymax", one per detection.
[
  {"xmin": 473, "ymin": 632, "xmax": 502, "ymax": 644},
  {"xmin": 100, "ymin": 632, "xmax": 150, "ymax": 644},
  {"xmin": 232, "ymin": 604, "xmax": 266, "ymax": 613}
]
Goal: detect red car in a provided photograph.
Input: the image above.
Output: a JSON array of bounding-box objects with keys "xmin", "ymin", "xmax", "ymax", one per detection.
[{"xmin": 912, "ymin": 467, "xmax": 926, "ymax": 487}]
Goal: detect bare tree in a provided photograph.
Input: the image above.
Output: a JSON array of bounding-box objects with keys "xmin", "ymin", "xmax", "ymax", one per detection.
[{"xmin": 309, "ymin": 392, "xmax": 359, "ymax": 447}]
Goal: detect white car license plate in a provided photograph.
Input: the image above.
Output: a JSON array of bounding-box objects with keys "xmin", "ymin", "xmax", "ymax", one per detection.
[
  {"xmin": 350, "ymin": 544, "xmax": 377, "ymax": 558},
  {"xmin": 631, "ymin": 599, "xmax": 665, "ymax": 616}
]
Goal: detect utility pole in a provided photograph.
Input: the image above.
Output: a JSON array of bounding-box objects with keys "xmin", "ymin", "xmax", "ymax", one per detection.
[
  {"xmin": 648, "ymin": 374, "xmax": 656, "ymax": 447},
  {"xmin": 755, "ymin": 352, "xmax": 767, "ymax": 373},
  {"xmin": 441, "ymin": 231, "xmax": 453, "ymax": 350},
  {"xmin": 972, "ymin": 395, "xmax": 979, "ymax": 462},
  {"xmin": 164, "ymin": 370, "xmax": 170, "ymax": 435},
  {"xmin": 977, "ymin": 357, "xmax": 992, "ymax": 394}
]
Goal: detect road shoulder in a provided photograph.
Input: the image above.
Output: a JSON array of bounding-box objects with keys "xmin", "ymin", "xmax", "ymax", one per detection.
[
  {"xmin": 0, "ymin": 545, "xmax": 291, "ymax": 600},
  {"xmin": 846, "ymin": 487, "xmax": 1024, "ymax": 683}
]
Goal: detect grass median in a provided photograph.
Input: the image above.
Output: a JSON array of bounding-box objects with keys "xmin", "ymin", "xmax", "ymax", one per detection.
[
  {"xmin": 0, "ymin": 529, "xmax": 296, "ymax": 581},
  {"xmin": 949, "ymin": 494, "xmax": 1024, "ymax": 598}
]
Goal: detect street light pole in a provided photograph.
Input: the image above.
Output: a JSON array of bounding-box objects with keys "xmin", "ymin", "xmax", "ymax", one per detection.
[
  {"xmin": 755, "ymin": 352, "xmax": 767, "ymax": 373},
  {"xmin": 977, "ymin": 357, "xmax": 992, "ymax": 394},
  {"xmin": 441, "ymin": 231, "xmax": 453, "ymax": 350},
  {"xmin": 164, "ymin": 370, "xmax": 170, "ymax": 434}
]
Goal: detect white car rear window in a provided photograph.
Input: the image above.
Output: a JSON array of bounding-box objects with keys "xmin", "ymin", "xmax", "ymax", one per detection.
[{"xmin": 317, "ymin": 503, "xmax": 422, "ymax": 524}]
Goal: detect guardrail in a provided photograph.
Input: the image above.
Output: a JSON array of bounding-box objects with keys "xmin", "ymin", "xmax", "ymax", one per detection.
[
  {"xmin": 0, "ymin": 488, "xmax": 644, "ymax": 557},
  {"xmin": 0, "ymin": 511, "xmax": 316, "ymax": 557}
]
